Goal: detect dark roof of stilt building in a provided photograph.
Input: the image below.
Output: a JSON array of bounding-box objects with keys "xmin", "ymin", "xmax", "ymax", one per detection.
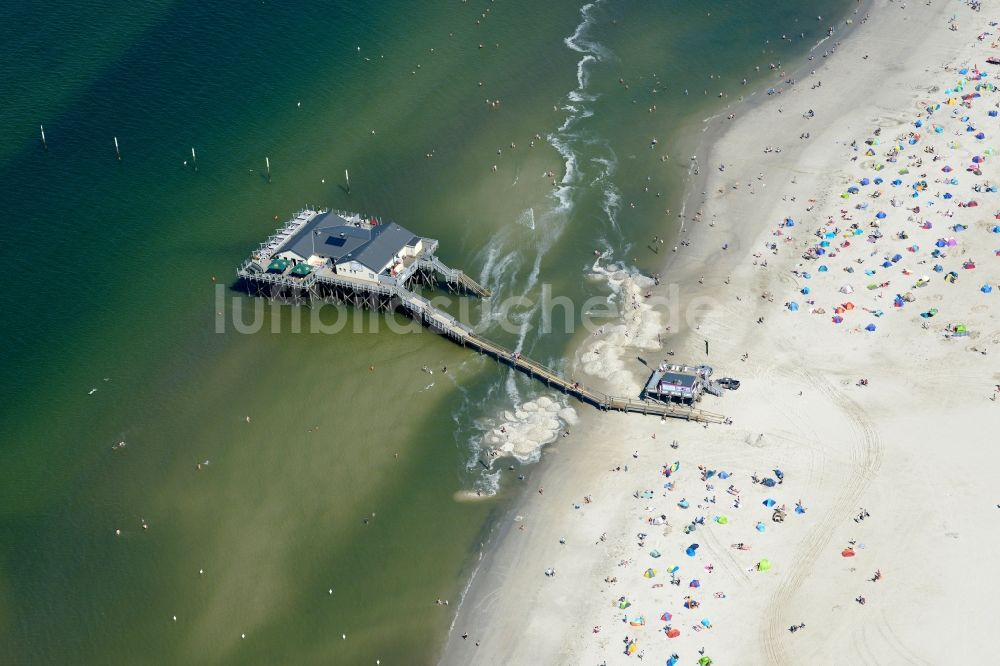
[{"xmin": 281, "ymin": 212, "xmax": 420, "ymax": 273}]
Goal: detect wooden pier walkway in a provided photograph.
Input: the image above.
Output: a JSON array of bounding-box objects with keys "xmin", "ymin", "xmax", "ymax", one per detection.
[{"xmin": 399, "ymin": 289, "xmax": 727, "ymax": 424}]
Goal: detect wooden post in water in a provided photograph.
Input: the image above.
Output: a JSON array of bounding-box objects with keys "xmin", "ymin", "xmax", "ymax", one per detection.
[
  {"xmin": 40, "ymin": 125, "xmax": 47, "ymax": 151},
  {"xmin": 266, "ymin": 157, "xmax": 271, "ymax": 182},
  {"xmin": 345, "ymin": 169, "xmax": 350, "ymax": 194},
  {"xmin": 191, "ymin": 147, "xmax": 198, "ymax": 171},
  {"xmin": 114, "ymin": 136, "xmax": 121, "ymax": 161}
]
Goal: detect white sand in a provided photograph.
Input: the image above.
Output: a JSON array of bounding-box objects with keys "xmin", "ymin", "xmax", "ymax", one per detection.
[{"xmin": 442, "ymin": 2, "xmax": 1000, "ymax": 664}]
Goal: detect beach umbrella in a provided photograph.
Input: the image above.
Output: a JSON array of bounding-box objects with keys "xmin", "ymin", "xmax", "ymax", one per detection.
[
  {"xmin": 915, "ymin": 119, "xmax": 923, "ymax": 128},
  {"xmin": 666, "ymin": 628, "xmax": 681, "ymax": 639},
  {"xmin": 690, "ymin": 579, "xmax": 701, "ymax": 588},
  {"xmin": 757, "ymin": 559, "xmax": 772, "ymax": 572},
  {"xmin": 820, "ymin": 240, "xmax": 830, "ymax": 248},
  {"xmin": 763, "ymin": 498, "xmax": 776, "ymax": 507},
  {"xmin": 661, "ymin": 612, "xmax": 672, "ymax": 622},
  {"xmin": 865, "ymin": 323, "xmax": 877, "ymax": 332}
]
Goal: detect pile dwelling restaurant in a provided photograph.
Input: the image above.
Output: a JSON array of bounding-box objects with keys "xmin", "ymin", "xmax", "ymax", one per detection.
[
  {"xmin": 237, "ymin": 210, "xmax": 727, "ymax": 424},
  {"xmin": 237, "ymin": 209, "xmax": 490, "ymax": 307}
]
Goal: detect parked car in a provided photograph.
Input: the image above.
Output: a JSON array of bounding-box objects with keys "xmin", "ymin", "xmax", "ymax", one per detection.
[{"xmin": 717, "ymin": 377, "xmax": 741, "ymax": 390}]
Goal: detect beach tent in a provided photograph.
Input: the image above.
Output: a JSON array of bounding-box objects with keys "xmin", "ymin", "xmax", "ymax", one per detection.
[
  {"xmin": 629, "ymin": 617, "xmax": 646, "ymax": 627},
  {"xmin": 762, "ymin": 498, "xmax": 776, "ymax": 507},
  {"xmin": 700, "ymin": 618, "xmax": 712, "ymax": 629},
  {"xmin": 644, "ymin": 568, "xmax": 657, "ymax": 578},
  {"xmin": 756, "ymin": 522, "xmax": 766, "ymax": 532},
  {"xmin": 650, "ymin": 549, "xmax": 662, "ymax": 558},
  {"xmin": 661, "ymin": 612, "xmax": 673, "ymax": 622},
  {"xmin": 714, "ymin": 515, "xmax": 729, "ymax": 525},
  {"xmin": 626, "ymin": 640, "xmax": 637, "ymax": 655},
  {"xmin": 667, "ymin": 655, "xmax": 679, "ymax": 666},
  {"xmin": 698, "ymin": 657, "xmax": 713, "ymax": 666},
  {"xmin": 666, "ymin": 628, "xmax": 681, "ymax": 639},
  {"xmin": 842, "ymin": 548, "xmax": 856, "ymax": 557},
  {"xmin": 762, "ymin": 478, "xmax": 777, "ymax": 488},
  {"xmin": 685, "ymin": 544, "xmax": 699, "ymax": 557},
  {"xmin": 678, "ymin": 499, "xmax": 689, "ymax": 509},
  {"xmin": 787, "ymin": 302, "xmax": 799, "ymax": 312},
  {"xmin": 865, "ymin": 324, "xmax": 877, "ymax": 332},
  {"xmin": 757, "ymin": 559, "xmax": 772, "ymax": 572},
  {"xmin": 876, "ymin": 211, "xmax": 887, "ymax": 219},
  {"xmin": 690, "ymin": 579, "xmax": 701, "ymax": 588},
  {"xmin": 619, "ymin": 599, "xmax": 632, "ymax": 609},
  {"xmin": 982, "ymin": 284, "xmax": 994, "ymax": 294}
]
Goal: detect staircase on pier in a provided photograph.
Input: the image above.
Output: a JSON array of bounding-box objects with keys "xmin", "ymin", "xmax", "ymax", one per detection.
[{"xmin": 419, "ymin": 256, "xmax": 492, "ymax": 297}]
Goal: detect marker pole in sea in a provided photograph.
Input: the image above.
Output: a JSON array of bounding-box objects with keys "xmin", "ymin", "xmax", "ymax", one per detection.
[
  {"xmin": 114, "ymin": 136, "xmax": 121, "ymax": 161},
  {"xmin": 345, "ymin": 169, "xmax": 350, "ymax": 194},
  {"xmin": 266, "ymin": 157, "xmax": 271, "ymax": 183},
  {"xmin": 191, "ymin": 147, "xmax": 198, "ymax": 171},
  {"xmin": 40, "ymin": 125, "xmax": 47, "ymax": 151}
]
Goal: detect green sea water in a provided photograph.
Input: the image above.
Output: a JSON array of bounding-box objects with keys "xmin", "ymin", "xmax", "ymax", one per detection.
[{"xmin": 0, "ymin": 1, "xmax": 852, "ymax": 663}]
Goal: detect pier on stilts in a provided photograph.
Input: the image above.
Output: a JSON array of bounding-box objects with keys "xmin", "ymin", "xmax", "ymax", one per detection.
[{"xmin": 238, "ymin": 209, "xmax": 727, "ymax": 424}]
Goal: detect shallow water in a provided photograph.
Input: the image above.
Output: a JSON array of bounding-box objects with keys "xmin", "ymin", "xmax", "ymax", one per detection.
[{"xmin": 0, "ymin": 0, "xmax": 851, "ymax": 662}]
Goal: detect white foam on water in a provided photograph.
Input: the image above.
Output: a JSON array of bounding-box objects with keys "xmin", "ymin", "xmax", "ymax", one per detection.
[
  {"xmin": 578, "ymin": 257, "xmax": 665, "ymax": 395},
  {"xmin": 480, "ymin": 395, "xmax": 577, "ymax": 465},
  {"xmin": 516, "ymin": 207, "xmax": 536, "ymax": 230}
]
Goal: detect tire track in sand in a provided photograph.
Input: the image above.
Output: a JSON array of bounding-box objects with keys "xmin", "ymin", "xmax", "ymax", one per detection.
[{"xmin": 758, "ymin": 369, "xmax": 884, "ymax": 664}]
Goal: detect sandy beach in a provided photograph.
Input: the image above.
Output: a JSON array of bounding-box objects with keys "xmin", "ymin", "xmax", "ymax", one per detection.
[{"xmin": 441, "ymin": 1, "xmax": 1000, "ymax": 664}]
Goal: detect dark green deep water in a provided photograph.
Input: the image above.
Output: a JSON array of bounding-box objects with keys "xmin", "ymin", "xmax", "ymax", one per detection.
[{"xmin": 0, "ymin": 1, "xmax": 851, "ymax": 663}]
